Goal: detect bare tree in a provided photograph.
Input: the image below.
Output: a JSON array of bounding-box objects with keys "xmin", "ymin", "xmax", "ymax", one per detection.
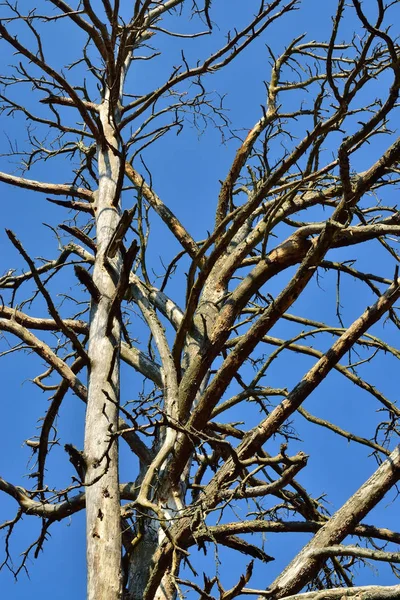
[{"xmin": 0, "ymin": 1, "xmax": 400, "ymax": 599}]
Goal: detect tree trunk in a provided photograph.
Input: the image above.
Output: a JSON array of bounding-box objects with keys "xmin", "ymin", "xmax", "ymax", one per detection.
[
  {"xmin": 126, "ymin": 501, "xmax": 182, "ymax": 600},
  {"xmin": 85, "ymin": 100, "xmax": 123, "ymax": 600}
]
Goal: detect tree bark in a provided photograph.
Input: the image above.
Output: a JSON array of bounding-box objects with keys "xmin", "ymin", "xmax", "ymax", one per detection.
[{"xmin": 85, "ymin": 100, "xmax": 123, "ymax": 600}]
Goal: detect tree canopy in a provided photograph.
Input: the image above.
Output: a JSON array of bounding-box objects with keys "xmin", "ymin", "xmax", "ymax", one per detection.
[{"xmin": 0, "ymin": 2, "xmax": 400, "ymax": 599}]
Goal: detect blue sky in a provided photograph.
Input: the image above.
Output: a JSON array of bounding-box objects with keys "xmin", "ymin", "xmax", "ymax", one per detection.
[{"xmin": 0, "ymin": 1, "xmax": 399, "ymax": 598}]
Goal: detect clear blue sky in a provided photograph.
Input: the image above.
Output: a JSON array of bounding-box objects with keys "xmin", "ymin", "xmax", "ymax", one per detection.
[{"xmin": 0, "ymin": 1, "xmax": 399, "ymax": 597}]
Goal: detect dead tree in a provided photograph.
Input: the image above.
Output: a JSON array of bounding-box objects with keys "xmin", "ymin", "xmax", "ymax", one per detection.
[{"xmin": 0, "ymin": 1, "xmax": 400, "ymax": 599}]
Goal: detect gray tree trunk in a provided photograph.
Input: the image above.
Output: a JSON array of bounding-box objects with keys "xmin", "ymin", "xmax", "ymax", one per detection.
[{"xmin": 85, "ymin": 100, "xmax": 123, "ymax": 600}]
